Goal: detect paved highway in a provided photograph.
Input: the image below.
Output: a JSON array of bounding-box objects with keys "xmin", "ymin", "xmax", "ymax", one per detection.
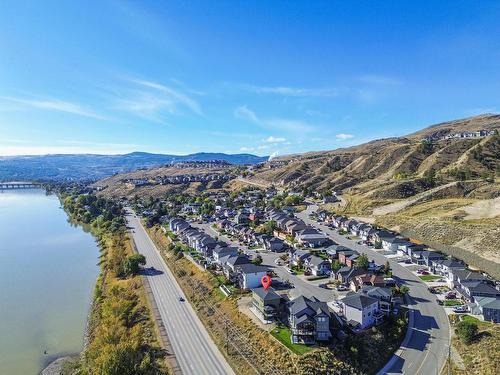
[
  {"xmin": 125, "ymin": 209, "xmax": 234, "ymax": 375},
  {"xmin": 296, "ymin": 204, "xmax": 451, "ymax": 375}
]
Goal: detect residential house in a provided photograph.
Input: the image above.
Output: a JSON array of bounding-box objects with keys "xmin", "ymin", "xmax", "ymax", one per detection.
[
  {"xmin": 235, "ymin": 211, "xmax": 250, "ymax": 225},
  {"xmin": 222, "ymin": 254, "xmax": 251, "ymax": 281},
  {"xmin": 473, "ymin": 297, "xmax": 500, "ymax": 323},
  {"xmin": 335, "ymin": 267, "xmax": 366, "ymax": 285},
  {"xmin": 251, "ymin": 287, "xmax": 282, "ymax": 323},
  {"xmin": 325, "ymin": 244, "xmax": 351, "ymax": 259},
  {"xmin": 284, "ymin": 219, "xmax": 307, "ymax": 236},
  {"xmin": 295, "ymin": 227, "xmax": 329, "ymax": 248},
  {"xmin": 461, "ymin": 282, "xmax": 500, "ymax": 302},
  {"xmin": 289, "ymin": 296, "xmax": 332, "ymax": 344},
  {"xmin": 289, "ymin": 249, "xmax": 311, "ymax": 267},
  {"xmin": 340, "ymin": 293, "xmax": 383, "ymax": 329},
  {"xmin": 432, "ymin": 258, "xmax": 466, "ymax": 287},
  {"xmin": 264, "ymin": 237, "xmax": 285, "ymax": 252},
  {"xmin": 212, "ymin": 246, "xmax": 239, "ymax": 263},
  {"xmin": 359, "ymin": 286, "xmax": 394, "ymax": 316},
  {"xmin": 235, "ymin": 264, "xmax": 269, "ymax": 289},
  {"xmin": 338, "ymin": 249, "xmax": 360, "ymax": 268},
  {"xmin": 421, "ymin": 250, "xmax": 446, "ymax": 267},
  {"xmin": 304, "ymin": 255, "xmax": 332, "ymax": 276},
  {"xmin": 451, "ymin": 269, "xmax": 491, "ymax": 291},
  {"xmin": 349, "ymin": 273, "xmax": 386, "ymax": 292}
]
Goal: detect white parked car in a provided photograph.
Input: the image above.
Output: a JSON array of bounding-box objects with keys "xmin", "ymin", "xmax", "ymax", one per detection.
[{"xmin": 452, "ymin": 305, "xmax": 468, "ymax": 313}]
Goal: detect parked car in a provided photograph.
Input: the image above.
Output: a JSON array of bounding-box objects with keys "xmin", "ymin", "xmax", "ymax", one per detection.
[
  {"xmin": 286, "ymin": 267, "xmax": 296, "ymax": 275},
  {"xmin": 336, "ymin": 284, "xmax": 348, "ymax": 291},
  {"xmin": 452, "ymin": 305, "xmax": 468, "ymax": 313},
  {"xmin": 445, "ymin": 292, "xmax": 457, "ymax": 299}
]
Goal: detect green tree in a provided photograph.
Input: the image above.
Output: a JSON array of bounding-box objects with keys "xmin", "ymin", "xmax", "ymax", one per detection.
[
  {"xmin": 355, "ymin": 254, "xmax": 369, "ymax": 270},
  {"xmin": 252, "ymin": 255, "xmax": 263, "ymax": 265},
  {"xmin": 124, "ymin": 254, "xmax": 146, "ymax": 276},
  {"xmin": 423, "ymin": 167, "xmax": 437, "ymax": 186},
  {"xmin": 455, "ymin": 320, "xmax": 478, "ymax": 345},
  {"xmin": 383, "ymin": 260, "xmax": 392, "ymax": 276},
  {"xmin": 331, "ymin": 260, "xmax": 343, "ymax": 272},
  {"xmin": 261, "ymin": 220, "xmax": 277, "ymax": 235},
  {"xmin": 399, "ymin": 285, "xmax": 410, "ymax": 295}
]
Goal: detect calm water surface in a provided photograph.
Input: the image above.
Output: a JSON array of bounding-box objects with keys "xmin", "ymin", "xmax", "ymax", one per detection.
[{"xmin": 0, "ymin": 189, "xmax": 99, "ymax": 375}]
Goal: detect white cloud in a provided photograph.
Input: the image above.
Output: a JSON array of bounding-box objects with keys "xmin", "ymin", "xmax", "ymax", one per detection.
[
  {"xmin": 131, "ymin": 79, "xmax": 202, "ymax": 115},
  {"xmin": 112, "ymin": 78, "xmax": 203, "ymax": 123},
  {"xmin": 336, "ymin": 133, "xmax": 354, "ymax": 140},
  {"xmin": 234, "ymin": 105, "xmax": 259, "ymax": 123},
  {"xmin": 244, "ymin": 84, "xmax": 339, "ymax": 97},
  {"xmin": 234, "ymin": 106, "xmax": 320, "ymax": 133},
  {"xmin": 265, "ymin": 136, "xmax": 287, "ymax": 143},
  {"xmin": 239, "ymin": 146, "xmax": 255, "ymax": 152},
  {"xmin": 0, "ymin": 96, "xmax": 105, "ymax": 119}
]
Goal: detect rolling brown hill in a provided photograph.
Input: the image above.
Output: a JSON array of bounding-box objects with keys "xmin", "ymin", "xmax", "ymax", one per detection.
[
  {"xmin": 95, "ymin": 114, "xmax": 500, "ymax": 275},
  {"xmin": 251, "ymin": 114, "xmax": 500, "ymax": 197}
]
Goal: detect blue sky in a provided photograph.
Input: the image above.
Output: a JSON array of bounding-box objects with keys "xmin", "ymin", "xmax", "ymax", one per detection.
[{"xmin": 1, "ymin": 1, "xmax": 499, "ymax": 157}]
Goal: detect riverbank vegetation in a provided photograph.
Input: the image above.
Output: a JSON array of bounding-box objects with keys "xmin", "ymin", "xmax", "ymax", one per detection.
[{"xmin": 60, "ymin": 192, "xmax": 169, "ymax": 375}]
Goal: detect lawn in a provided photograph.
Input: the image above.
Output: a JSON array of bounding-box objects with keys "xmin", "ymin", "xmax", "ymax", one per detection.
[
  {"xmin": 419, "ymin": 275, "xmax": 442, "ymax": 282},
  {"xmin": 444, "ymin": 299, "xmax": 463, "ymax": 306},
  {"xmin": 270, "ymin": 325, "xmax": 313, "ymax": 355},
  {"xmin": 460, "ymin": 314, "xmax": 493, "ymax": 326}
]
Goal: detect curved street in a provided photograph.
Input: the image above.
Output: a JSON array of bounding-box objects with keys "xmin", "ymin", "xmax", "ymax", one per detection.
[{"xmin": 296, "ymin": 203, "xmax": 451, "ymax": 375}]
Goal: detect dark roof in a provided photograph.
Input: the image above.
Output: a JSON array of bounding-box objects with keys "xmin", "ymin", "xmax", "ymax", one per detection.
[
  {"xmin": 475, "ymin": 297, "xmax": 500, "ymax": 310},
  {"xmin": 289, "ymin": 295, "xmax": 330, "ymax": 317},
  {"xmin": 436, "ymin": 258, "xmax": 466, "ymax": 268},
  {"xmin": 421, "ymin": 250, "xmax": 445, "ymax": 260},
  {"xmin": 226, "ymin": 254, "xmax": 250, "ymax": 267},
  {"xmin": 236, "ymin": 263, "xmax": 269, "ymax": 274},
  {"xmin": 308, "ymin": 255, "xmax": 329, "ymax": 267},
  {"xmin": 213, "ymin": 246, "xmax": 239, "ymax": 255},
  {"xmin": 253, "ymin": 287, "xmax": 281, "ymax": 301},
  {"xmin": 454, "ymin": 269, "xmax": 488, "ymax": 281},
  {"xmin": 466, "ymin": 283, "xmax": 500, "ymax": 296},
  {"xmin": 341, "ymin": 293, "xmax": 378, "ymax": 309},
  {"xmin": 359, "ymin": 286, "xmax": 393, "ymax": 300}
]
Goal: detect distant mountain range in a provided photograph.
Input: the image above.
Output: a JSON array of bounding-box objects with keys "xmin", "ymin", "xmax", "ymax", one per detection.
[{"xmin": 0, "ymin": 151, "xmax": 268, "ymax": 181}]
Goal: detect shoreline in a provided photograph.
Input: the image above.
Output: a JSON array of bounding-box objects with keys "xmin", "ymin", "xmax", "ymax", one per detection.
[{"xmin": 39, "ymin": 196, "xmax": 102, "ymax": 375}]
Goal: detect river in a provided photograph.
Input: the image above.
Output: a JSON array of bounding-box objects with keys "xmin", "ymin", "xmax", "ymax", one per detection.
[{"xmin": 0, "ymin": 189, "xmax": 99, "ymax": 375}]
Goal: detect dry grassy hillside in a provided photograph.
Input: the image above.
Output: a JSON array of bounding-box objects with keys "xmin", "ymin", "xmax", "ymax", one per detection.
[
  {"xmin": 251, "ymin": 114, "xmax": 500, "ymax": 195},
  {"xmin": 93, "ymin": 165, "xmax": 239, "ymax": 198},
  {"xmin": 249, "ymin": 114, "xmax": 500, "ymax": 275}
]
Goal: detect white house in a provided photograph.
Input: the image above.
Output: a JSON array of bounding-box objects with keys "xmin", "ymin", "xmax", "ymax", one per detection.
[
  {"xmin": 235, "ymin": 264, "xmax": 269, "ymax": 289},
  {"xmin": 340, "ymin": 293, "xmax": 383, "ymax": 329}
]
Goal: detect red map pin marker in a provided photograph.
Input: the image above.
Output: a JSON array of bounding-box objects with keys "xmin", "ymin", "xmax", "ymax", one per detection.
[{"xmin": 261, "ymin": 275, "xmax": 271, "ymax": 290}]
